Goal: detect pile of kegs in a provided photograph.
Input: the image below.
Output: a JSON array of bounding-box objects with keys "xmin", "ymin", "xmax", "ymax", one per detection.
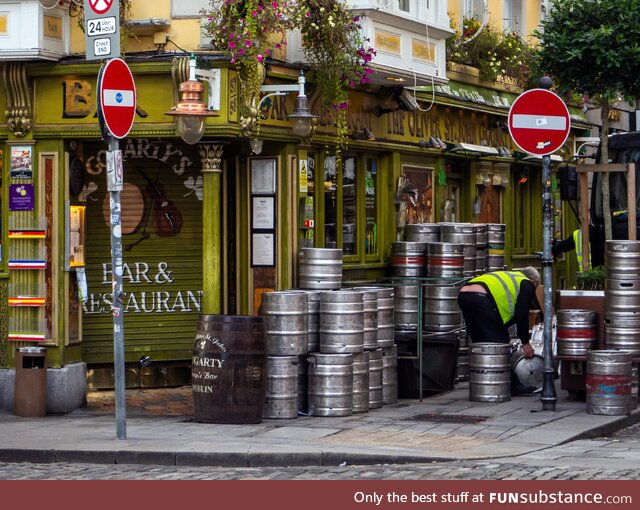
[
  {"xmin": 261, "ymin": 284, "xmax": 398, "ymax": 419},
  {"xmin": 392, "ymin": 222, "xmax": 507, "ymax": 280},
  {"xmin": 604, "ymin": 240, "xmax": 640, "ymax": 357}
]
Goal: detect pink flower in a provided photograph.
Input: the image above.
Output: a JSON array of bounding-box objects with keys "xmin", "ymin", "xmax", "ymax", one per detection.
[
  {"xmin": 272, "ymin": 1, "xmax": 278, "ymax": 8},
  {"xmin": 228, "ymin": 41, "xmax": 237, "ymax": 49},
  {"xmin": 245, "ymin": 40, "xmax": 253, "ymax": 48},
  {"xmin": 257, "ymin": 54, "xmax": 264, "ymax": 63},
  {"xmin": 251, "ymin": 10, "xmax": 257, "ymax": 16}
]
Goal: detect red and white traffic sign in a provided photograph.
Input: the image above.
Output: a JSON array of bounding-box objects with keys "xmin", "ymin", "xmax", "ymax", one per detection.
[
  {"xmin": 88, "ymin": 0, "xmax": 113, "ymax": 15},
  {"xmin": 508, "ymin": 88, "xmax": 571, "ymax": 156},
  {"xmin": 98, "ymin": 58, "xmax": 136, "ymax": 139}
]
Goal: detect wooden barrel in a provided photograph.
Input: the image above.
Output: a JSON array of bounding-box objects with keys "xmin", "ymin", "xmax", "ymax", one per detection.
[
  {"xmin": 586, "ymin": 350, "xmax": 633, "ymax": 416},
  {"xmin": 192, "ymin": 314, "xmax": 267, "ymax": 424}
]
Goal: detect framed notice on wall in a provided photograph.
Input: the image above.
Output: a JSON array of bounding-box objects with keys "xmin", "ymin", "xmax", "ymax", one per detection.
[
  {"xmin": 252, "ymin": 233, "xmax": 275, "ymax": 267},
  {"xmin": 251, "ymin": 158, "xmax": 277, "ymax": 194},
  {"xmin": 252, "ymin": 196, "xmax": 275, "ymax": 230}
]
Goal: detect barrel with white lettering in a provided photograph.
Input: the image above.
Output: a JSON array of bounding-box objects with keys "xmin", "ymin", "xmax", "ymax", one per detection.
[{"xmin": 192, "ymin": 314, "xmax": 267, "ymax": 424}]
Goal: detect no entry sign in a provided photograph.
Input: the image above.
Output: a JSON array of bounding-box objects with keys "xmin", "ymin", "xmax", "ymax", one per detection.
[
  {"xmin": 508, "ymin": 88, "xmax": 571, "ymax": 156},
  {"xmin": 88, "ymin": 0, "xmax": 114, "ymax": 15},
  {"xmin": 98, "ymin": 58, "xmax": 136, "ymax": 139}
]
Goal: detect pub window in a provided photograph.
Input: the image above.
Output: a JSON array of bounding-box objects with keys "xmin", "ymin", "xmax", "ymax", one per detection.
[
  {"xmin": 342, "ymin": 156, "xmax": 357, "ymax": 255},
  {"xmin": 321, "ymin": 153, "xmax": 381, "ymax": 260},
  {"xmin": 365, "ymin": 158, "xmax": 378, "ymax": 256},
  {"xmin": 323, "ymin": 155, "xmax": 337, "ymax": 248}
]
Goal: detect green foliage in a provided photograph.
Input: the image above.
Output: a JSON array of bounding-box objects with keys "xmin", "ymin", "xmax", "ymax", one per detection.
[
  {"xmin": 575, "ymin": 266, "xmax": 605, "ymax": 290},
  {"xmin": 447, "ymin": 17, "xmax": 536, "ymax": 88},
  {"xmin": 202, "ymin": 0, "xmax": 375, "ymax": 148},
  {"xmin": 534, "ymin": 0, "xmax": 640, "ymax": 102}
]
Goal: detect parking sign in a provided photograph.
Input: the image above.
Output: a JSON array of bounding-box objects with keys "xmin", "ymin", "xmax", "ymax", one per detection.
[{"xmin": 84, "ymin": 0, "xmax": 120, "ymax": 61}]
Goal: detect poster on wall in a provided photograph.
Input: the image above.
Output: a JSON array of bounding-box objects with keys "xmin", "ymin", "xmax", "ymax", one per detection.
[
  {"xmin": 252, "ymin": 196, "xmax": 275, "ymax": 230},
  {"xmin": 251, "ymin": 158, "xmax": 277, "ymax": 194},
  {"xmin": 9, "ymin": 184, "xmax": 35, "ymax": 211},
  {"xmin": 252, "ymin": 233, "xmax": 275, "ymax": 266},
  {"xmin": 10, "ymin": 146, "xmax": 33, "ymax": 179}
]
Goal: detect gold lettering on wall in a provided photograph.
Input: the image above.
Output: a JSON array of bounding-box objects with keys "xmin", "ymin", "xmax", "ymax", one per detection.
[
  {"xmin": 375, "ymin": 30, "xmax": 401, "ymax": 55},
  {"xmin": 63, "ymin": 79, "xmax": 94, "ymax": 118},
  {"xmin": 412, "ymin": 39, "xmax": 435, "ymax": 63},
  {"xmin": 44, "ymin": 15, "xmax": 63, "ymax": 40}
]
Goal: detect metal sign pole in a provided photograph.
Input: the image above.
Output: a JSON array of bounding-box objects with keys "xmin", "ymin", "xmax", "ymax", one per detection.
[
  {"xmin": 106, "ymin": 133, "xmax": 126, "ymax": 439},
  {"xmin": 541, "ymin": 153, "xmax": 557, "ymax": 412}
]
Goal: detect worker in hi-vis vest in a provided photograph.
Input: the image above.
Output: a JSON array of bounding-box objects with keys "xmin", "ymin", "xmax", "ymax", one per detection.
[
  {"xmin": 457, "ymin": 267, "xmax": 542, "ymax": 395},
  {"xmin": 552, "ymin": 229, "xmax": 589, "ymax": 271}
]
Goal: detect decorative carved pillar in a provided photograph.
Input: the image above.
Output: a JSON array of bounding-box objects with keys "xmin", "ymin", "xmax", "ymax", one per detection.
[
  {"xmin": 199, "ymin": 143, "xmax": 225, "ymax": 314},
  {"xmin": 2, "ymin": 62, "xmax": 32, "ymax": 137}
]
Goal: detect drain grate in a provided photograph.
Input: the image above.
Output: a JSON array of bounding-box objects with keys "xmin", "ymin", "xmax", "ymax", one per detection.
[{"xmin": 405, "ymin": 413, "xmax": 487, "ymax": 424}]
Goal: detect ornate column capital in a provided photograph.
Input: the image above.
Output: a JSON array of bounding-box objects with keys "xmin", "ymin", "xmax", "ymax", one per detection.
[{"xmin": 199, "ymin": 143, "xmax": 225, "ymax": 173}]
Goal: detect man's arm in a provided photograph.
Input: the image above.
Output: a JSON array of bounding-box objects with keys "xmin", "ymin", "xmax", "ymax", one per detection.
[
  {"xmin": 514, "ymin": 281, "xmax": 538, "ymax": 357},
  {"xmin": 552, "ymin": 235, "xmax": 576, "ymax": 257}
]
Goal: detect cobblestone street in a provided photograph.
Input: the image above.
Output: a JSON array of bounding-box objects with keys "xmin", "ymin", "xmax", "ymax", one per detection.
[{"xmin": 1, "ymin": 423, "xmax": 638, "ymax": 480}]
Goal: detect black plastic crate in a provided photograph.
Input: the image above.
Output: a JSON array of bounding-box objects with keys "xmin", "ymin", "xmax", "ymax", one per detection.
[{"xmin": 395, "ymin": 330, "xmax": 460, "ymax": 398}]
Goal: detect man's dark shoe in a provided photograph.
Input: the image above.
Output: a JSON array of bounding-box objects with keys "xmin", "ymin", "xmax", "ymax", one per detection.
[{"xmin": 511, "ymin": 382, "xmax": 538, "ymax": 396}]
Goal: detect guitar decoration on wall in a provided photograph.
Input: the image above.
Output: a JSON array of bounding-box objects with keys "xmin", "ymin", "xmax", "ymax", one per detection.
[
  {"xmin": 102, "ymin": 168, "xmax": 184, "ymax": 252},
  {"xmin": 137, "ymin": 168, "xmax": 183, "ymax": 237}
]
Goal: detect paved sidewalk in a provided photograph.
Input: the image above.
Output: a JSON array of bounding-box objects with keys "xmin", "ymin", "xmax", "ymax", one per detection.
[{"xmin": 0, "ymin": 383, "xmax": 638, "ymax": 467}]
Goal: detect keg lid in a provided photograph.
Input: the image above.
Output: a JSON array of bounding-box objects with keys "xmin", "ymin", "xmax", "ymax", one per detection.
[{"xmin": 512, "ymin": 354, "xmax": 544, "ymax": 390}]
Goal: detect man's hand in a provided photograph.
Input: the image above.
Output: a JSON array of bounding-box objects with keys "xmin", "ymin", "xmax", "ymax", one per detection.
[{"xmin": 522, "ymin": 343, "xmax": 534, "ymax": 358}]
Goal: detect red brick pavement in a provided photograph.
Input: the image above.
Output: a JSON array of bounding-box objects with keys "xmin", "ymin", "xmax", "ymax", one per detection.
[{"xmin": 86, "ymin": 386, "xmax": 194, "ymax": 417}]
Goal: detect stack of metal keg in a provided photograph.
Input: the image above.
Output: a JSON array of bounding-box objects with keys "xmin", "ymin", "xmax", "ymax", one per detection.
[
  {"xmin": 306, "ymin": 286, "xmax": 397, "ymax": 416},
  {"xmin": 260, "ymin": 290, "xmax": 309, "ymax": 419},
  {"xmin": 486, "ymin": 223, "xmax": 507, "ymax": 271},
  {"xmin": 602, "ymin": 240, "xmax": 640, "ymax": 410},
  {"xmin": 604, "ymin": 240, "xmax": 640, "ymax": 356}
]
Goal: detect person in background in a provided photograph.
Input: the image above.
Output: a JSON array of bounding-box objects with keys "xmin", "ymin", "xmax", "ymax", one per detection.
[
  {"xmin": 457, "ymin": 267, "xmax": 542, "ymax": 395},
  {"xmin": 552, "ymin": 228, "xmax": 588, "ymax": 271}
]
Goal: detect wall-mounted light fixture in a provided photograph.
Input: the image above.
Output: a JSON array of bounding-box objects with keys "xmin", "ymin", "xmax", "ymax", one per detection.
[
  {"xmin": 258, "ymin": 71, "xmax": 317, "ymax": 138},
  {"xmin": 419, "ymin": 137, "xmax": 446, "ymax": 150},
  {"xmin": 165, "ymin": 56, "xmax": 221, "ymax": 144}
]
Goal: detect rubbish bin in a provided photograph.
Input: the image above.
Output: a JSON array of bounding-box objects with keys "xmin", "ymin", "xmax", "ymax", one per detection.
[{"xmin": 14, "ymin": 346, "xmax": 47, "ymax": 417}]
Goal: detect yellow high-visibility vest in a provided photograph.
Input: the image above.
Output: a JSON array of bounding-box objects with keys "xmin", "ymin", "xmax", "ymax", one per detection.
[{"xmin": 468, "ymin": 271, "xmax": 527, "ymax": 324}]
